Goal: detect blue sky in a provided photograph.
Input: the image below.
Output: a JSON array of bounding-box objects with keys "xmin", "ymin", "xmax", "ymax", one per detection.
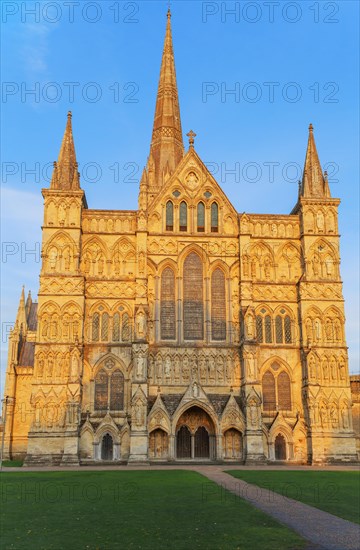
[{"xmin": 1, "ymin": 0, "xmax": 359, "ymax": 385}]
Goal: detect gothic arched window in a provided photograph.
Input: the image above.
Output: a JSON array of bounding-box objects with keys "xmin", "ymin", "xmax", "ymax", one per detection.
[
  {"xmin": 197, "ymin": 202, "xmax": 205, "ymax": 232},
  {"xmin": 179, "ymin": 201, "xmax": 187, "ymax": 232},
  {"xmin": 275, "ymin": 315, "xmax": 283, "ymax": 343},
  {"xmin": 161, "ymin": 267, "xmax": 176, "ymax": 340},
  {"xmin": 94, "ymin": 369, "xmax": 109, "ymax": 411},
  {"xmin": 256, "ymin": 315, "xmax": 263, "ymax": 343},
  {"xmin": 211, "ymin": 202, "xmax": 219, "ymax": 233},
  {"xmin": 110, "ymin": 370, "xmax": 124, "ymax": 410},
  {"xmin": 101, "ymin": 313, "xmax": 109, "ymax": 341},
  {"xmin": 92, "ymin": 313, "xmax": 100, "ymax": 341},
  {"xmin": 276, "ymin": 310, "xmax": 292, "ymax": 344},
  {"xmin": 211, "ymin": 268, "xmax": 226, "ymax": 341},
  {"xmin": 122, "ymin": 313, "xmax": 130, "ymax": 341},
  {"xmin": 95, "ymin": 368, "xmax": 124, "ymax": 412},
  {"xmin": 265, "ymin": 315, "xmax": 272, "ymax": 343},
  {"xmin": 183, "ymin": 252, "xmax": 203, "ymax": 340},
  {"xmin": 277, "ymin": 371, "xmax": 291, "ymax": 409},
  {"xmin": 112, "ymin": 312, "xmax": 120, "ymax": 342},
  {"xmin": 166, "ymin": 201, "xmax": 174, "ymax": 231},
  {"xmin": 262, "ymin": 368, "xmax": 292, "ymax": 412},
  {"xmin": 284, "ymin": 316, "xmax": 292, "ymax": 343},
  {"xmin": 262, "ymin": 371, "xmax": 276, "ymax": 411}
]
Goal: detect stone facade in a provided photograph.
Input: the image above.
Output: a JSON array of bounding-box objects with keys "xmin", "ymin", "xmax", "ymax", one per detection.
[{"xmin": 1, "ymin": 11, "xmax": 358, "ymax": 465}]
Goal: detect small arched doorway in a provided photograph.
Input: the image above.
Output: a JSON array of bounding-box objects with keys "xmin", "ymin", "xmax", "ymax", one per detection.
[
  {"xmin": 274, "ymin": 433, "xmax": 287, "ymax": 460},
  {"xmin": 149, "ymin": 429, "xmax": 169, "ymax": 459},
  {"xmin": 175, "ymin": 406, "xmax": 215, "ymax": 460},
  {"xmin": 101, "ymin": 433, "xmax": 113, "ymax": 461},
  {"xmin": 223, "ymin": 429, "xmax": 243, "ymax": 460},
  {"xmin": 194, "ymin": 427, "xmax": 209, "ymax": 458}
]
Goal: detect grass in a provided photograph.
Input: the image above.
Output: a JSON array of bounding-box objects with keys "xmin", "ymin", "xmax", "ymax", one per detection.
[
  {"xmin": 0, "ymin": 470, "xmax": 306, "ymax": 550},
  {"xmin": 226, "ymin": 470, "xmax": 360, "ymax": 524},
  {"xmin": 1, "ymin": 460, "xmax": 23, "ymax": 468}
]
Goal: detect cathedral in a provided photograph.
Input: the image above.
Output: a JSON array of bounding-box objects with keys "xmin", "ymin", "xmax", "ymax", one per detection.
[{"xmin": 2, "ymin": 11, "xmax": 358, "ymax": 465}]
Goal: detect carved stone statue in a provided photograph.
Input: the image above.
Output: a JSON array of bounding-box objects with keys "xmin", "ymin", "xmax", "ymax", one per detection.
[
  {"xmin": 156, "ymin": 355, "xmax": 162, "ymax": 382},
  {"xmin": 309, "ymin": 356, "xmax": 316, "ymax": 379},
  {"xmin": 341, "ymin": 406, "xmax": 349, "ymax": 429},
  {"xmin": 305, "ymin": 318, "xmax": 313, "ymax": 343},
  {"xmin": 136, "ymin": 310, "xmax": 146, "ymax": 339},
  {"xmin": 164, "ymin": 356, "xmax": 171, "ymax": 381},
  {"xmin": 248, "ymin": 398, "xmax": 260, "ymax": 429},
  {"xmin": 134, "ymin": 400, "xmax": 144, "ymax": 427},
  {"xmin": 247, "ymin": 354, "xmax": 256, "ymax": 378},
  {"xmin": 69, "ymin": 350, "xmax": 80, "ymax": 382},
  {"xmin": 245, "ymin": 313, "xmax": 255, "ymax": 340},
  {"xmin": 136, "ymin": 356, "xmax": 145, "ymax": 379},
  {"xmin": 325, "ymin": 257, "xmax": 333, "ymax": 277},
  {"xmin": 314, "ymin": 319, "xmax": 321, "ymax": 341}
]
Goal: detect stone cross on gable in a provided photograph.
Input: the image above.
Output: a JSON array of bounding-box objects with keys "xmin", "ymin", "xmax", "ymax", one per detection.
[{"xmin": 186, "ymin": 130, "xmax": 196, "ymax": 148}]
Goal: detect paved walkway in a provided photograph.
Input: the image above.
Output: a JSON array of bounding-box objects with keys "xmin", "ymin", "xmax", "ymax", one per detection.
[
  {"xmin": 195, "ymin": 466, "xmax": 360, "ymax": 550},
  {"xmin": 2, "ymin": 463, "xmax": 359, "ymax": 549}
]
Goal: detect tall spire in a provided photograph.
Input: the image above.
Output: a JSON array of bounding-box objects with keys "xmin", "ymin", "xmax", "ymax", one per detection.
[
  {"xmin": 16, "ymin": 286, "xmax": 27, "ymax": 331},
  {"xmin": 50, "ymin": 111, "xmax": 80, "ymax": 191},
  {"xmin": 300, "ymin": 124, "xmax": 331, "ymax": 198},
  {"xmin": 148, "ymin": 9, "xmax": 184, "ymax": 190}
]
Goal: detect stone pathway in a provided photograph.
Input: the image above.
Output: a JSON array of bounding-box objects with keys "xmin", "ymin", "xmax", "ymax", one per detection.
[{"xmin": 195, "ymin": 466, "xmax": 360, "ymax": 550}]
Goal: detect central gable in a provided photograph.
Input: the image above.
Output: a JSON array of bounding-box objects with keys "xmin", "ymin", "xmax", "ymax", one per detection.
[{"xmin": 147, "ymin": 148, "xmax": 239, "ymax": 236}]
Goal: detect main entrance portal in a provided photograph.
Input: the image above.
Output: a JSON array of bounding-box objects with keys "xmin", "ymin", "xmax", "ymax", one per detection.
[{"xmin": 175, "ymin": 406, "xmax": 215, "ymax": 460}]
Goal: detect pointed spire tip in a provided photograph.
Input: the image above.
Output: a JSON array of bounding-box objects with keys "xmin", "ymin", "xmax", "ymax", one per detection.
[{"xmin": 309, "ymin": 123, "xmax": 313, "ymax": 132}]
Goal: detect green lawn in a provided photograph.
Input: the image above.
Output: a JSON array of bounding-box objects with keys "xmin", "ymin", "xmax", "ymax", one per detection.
[
  {"xmin": 0, "ymin": 470, "xmax": 305, "ymax": 550},
  {"xmin": 1, "ymin": 460, "xmax": 23, "ymax": 468},
  {"xmin": 226, "ymin": 470, "xmax": 360, "ymax": 524}
]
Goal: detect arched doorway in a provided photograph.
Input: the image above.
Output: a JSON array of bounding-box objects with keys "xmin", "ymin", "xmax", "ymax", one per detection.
[
  {"xmin": 194, "ymin": 426, "xmax": 209, "ymax": 458},
  {"xmin": 101, "ymin": 433, "xmax": 113, "ymax": 460},
  {"xmin": 274, "ymin": 434, "xmax": 286, "ymax": 460},
  {"xmin": 175, "ymin": 406, "xmax": 215, "ymax": 460},
  {"xmin": 223, "ymin": 429, "xmax": 243, "ymax": 460},
  {"xmin": 177, "ymin": 426, "xmax": 191, "ymax": 458},
  {"xmin": 149, "ymin": 429, "xmax": 169, "ymax": 459}
]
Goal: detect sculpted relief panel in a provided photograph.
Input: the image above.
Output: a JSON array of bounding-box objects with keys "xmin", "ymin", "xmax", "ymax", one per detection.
[
  {"xmin": 46, "ymin": 198, "xmax": 80, "ymax": 227},
  {"xmin": 148, "ymin": 349, "xmax": 240, "ymax": 387},
  {"xmin": 81, "ymin": 237, "xmax": 136, "ymax": 279},
  {"xmin": 82, "ymin": 213, "xmax": 136, "ymax": 233}
]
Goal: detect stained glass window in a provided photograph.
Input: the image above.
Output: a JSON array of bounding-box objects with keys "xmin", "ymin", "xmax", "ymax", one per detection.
[
  {"xmin": 101, "ymin": 313, "xmax": 109, "ymax": 341},
  {"xmin": 95, "ymin": 369, "xmax": 108, "ymax": 411},
  {"xmin": 256, "ymin": 315, "xmax": 263, "ymax": 343},
  {"xmin": 197, "ymin": 202, "xmax": 205, "ymax": 232},
  {"xmin": 122, "ymin": 313, "xmax": 130, "ymax": 341},
  {"xmin": 110, "ymin": 370, "xmax": 124, "ymax": 410},
  {"xmin": 275, "ymin": 315, "xmax": 283, "ymax": 343},
  {"xmin": 211, "ymin": 202, "xmax": 219, "ymax": 233},
  {"xmin": 112, "ymin": 312, "xmax": 120, "ymax": 342},
  {"xmin": 277, "ymin": 371, "xmax": 291, "ymax": 409},
  {"xmin": 179, "ymin": 201, "xmax": 187, "ymax": 231},
  {"xmin": 284, "ymin": 315, "xmax": 292, "ymax": 343},
  {"xmin": 183, "ymin": 252, "xmax": 203, "ymax": 340},
  {"xmin": 92, "ymin": 313, "xmax": 100, "ymax": 341},
  {"xmin": 166, "ymin": 201, "xmax": 174, "ymax": 231},
  {"xmin": 161, "ymin": 268, "xmax": 176, "ymax": 340},
  {"xmin": 211, "ymin": 269, "xmax": 226, "ymax": 340},
  {"xmin": 262, "ymin": 371, "xmax": 276, "ymax": 410},
  {"xmin": 265, "ymin": 315, "xmax": 272, "ymax": 343}
]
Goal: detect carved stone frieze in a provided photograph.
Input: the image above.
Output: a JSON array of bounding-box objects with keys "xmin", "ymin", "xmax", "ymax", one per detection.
[
  {"xmin": 253, "ymin": 285, "xmax": 296, "ymax": 302},
  {"xmin": 85, "ymin": 281, "xmax": 136, "ymax": 298},
  {"xmin": 40, "ymin": 277, "xmax": 84, "ymax": 295}
]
